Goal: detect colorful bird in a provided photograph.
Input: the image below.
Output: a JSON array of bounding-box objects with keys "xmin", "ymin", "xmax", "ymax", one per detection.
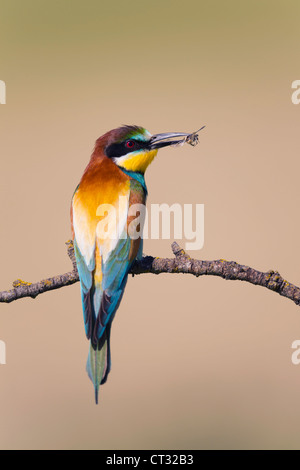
[{"xmin": 71, "ymin": 125, "xmax": 199, "ymax": 403}]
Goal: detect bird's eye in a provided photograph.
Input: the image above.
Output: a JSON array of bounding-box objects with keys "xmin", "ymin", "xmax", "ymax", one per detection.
[{"xmin": 125, "ymin": 140, "xmax": 135, "ymax": 149}]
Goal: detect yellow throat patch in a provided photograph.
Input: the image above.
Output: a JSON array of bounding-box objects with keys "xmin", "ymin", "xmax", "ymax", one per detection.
[{"xmin": 117, "ymin": 149, "xmax": 158, "ymax": 173}]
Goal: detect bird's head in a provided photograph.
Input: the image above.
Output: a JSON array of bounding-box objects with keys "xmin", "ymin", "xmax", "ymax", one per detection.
[{"xmin": 94, "ymin": 125, "xmax": 194, "ymax": 174}]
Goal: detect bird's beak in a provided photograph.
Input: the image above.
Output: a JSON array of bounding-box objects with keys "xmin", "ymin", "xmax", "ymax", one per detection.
[
  {"xmin": 149, "ymin": 127, "xmax": 205, "ymax": 149},
  {"xmin": 149, "ymin": 132, "xmax": 191, "ymax": 149}
]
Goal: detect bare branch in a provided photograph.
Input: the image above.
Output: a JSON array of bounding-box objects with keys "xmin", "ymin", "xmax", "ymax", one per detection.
[{"xmin": 0, "ymin": 240, "xmax": 300, "ymax": 306}]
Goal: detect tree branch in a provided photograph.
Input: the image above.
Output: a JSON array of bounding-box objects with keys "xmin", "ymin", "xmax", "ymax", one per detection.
[{"xmin": 0, "ymin": 240, "xmax": 300, "ymax": 306}]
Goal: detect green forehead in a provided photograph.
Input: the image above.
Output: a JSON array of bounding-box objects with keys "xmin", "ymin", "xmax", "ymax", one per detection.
[{"xmin": 122, "ymin": 127, "xmax": 151, "ymax": 142}]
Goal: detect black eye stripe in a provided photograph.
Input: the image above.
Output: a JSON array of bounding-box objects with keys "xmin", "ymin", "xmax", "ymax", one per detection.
[{"xmin": 105, "ymin": 140, "xmax": 150, "ymax": 159}]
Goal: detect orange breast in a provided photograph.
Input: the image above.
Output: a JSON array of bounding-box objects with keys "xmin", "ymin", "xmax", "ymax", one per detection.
[{"xmin": 72, "ymin": 155, "xmax": 131, "ymax": 265}]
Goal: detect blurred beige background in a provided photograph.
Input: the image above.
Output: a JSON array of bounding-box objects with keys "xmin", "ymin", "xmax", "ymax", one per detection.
[{"xmin": 1, "ymin": 0, "xmax": 300, "ymax": 450}]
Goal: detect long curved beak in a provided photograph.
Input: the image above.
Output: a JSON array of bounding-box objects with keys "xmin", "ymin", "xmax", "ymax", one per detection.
[
  {"xmin": 150, "ymin": 127, "xmax": 205, "ymax": 149},
  {"xmin": 150, "ymin": 132, "xmax": 191, "ymax": 149}
]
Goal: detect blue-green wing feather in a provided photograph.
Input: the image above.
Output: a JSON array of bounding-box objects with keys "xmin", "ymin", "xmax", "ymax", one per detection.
[
  {"xmin": 73, "ymin": 238, "xmax": 96, "ymax": 339},
  {"xmin": 93, "ymin": 234, "xmax": 133, "ymax": 343}
]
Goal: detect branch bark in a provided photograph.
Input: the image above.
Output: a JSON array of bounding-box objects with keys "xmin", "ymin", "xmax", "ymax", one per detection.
[{"xmin": 0, "ymin": 240, "xmax": 300, "ymax": 306}]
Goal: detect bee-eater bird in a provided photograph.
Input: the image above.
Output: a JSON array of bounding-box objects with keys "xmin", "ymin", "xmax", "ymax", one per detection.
[{"xmin": 71, "ymin": 125, "xmax": 198, "ymax": 403}]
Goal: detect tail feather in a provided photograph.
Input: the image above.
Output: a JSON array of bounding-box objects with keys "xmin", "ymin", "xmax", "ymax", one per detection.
[
  {"xmin": 86, "ymin": 325, "xmax": 111, "ymax": 404},
  {"xmin": 100, "ymin": 323, "xmax": 111, "ymax": 385}
]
